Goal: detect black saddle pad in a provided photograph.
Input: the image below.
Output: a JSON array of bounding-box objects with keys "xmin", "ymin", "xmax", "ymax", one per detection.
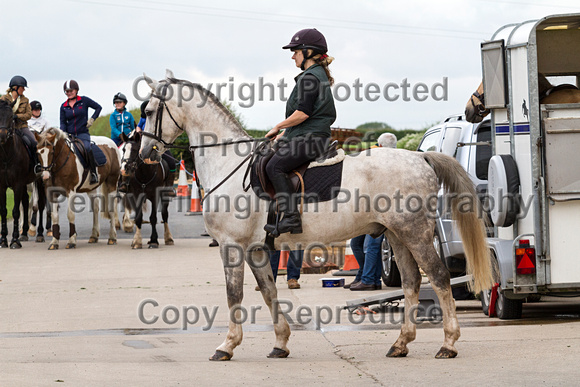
[
  {"xmin": 71, "ymin": 141, "xmax": 107, "ymax": 167},
  {"xmin": 250, "ymin": 161, "xmax": 343, "ymax": 203}
]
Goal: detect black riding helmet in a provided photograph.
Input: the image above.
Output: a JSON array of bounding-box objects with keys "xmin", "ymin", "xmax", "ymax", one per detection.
[
  {"xmin": 30, "ymin": 100, "xmax": 42, "ymax": 111},
  {"xmin": 113, "ymin": 92, "xmax": 128, "ymax": 104},
  {"xmin": 282, "ymin": 28, "xmax": 328, "ymax": 70},
  {"xmin": 9, "ymin": 75, "xmax": 28, "ymax": 90},
  {"xmin": 63, "ymin": 80, "xmax": 80, "ymax": 92}
]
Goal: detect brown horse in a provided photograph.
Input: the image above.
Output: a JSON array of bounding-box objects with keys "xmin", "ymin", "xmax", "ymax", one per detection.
[
  {"xmin": 35, "ymin": 128, "xmax": 121, "ymax": 250},
  {"xmin": 0, "ymin": 100, "xmax": 41, "ymax": 248},
  {"xmin": 119, "ymin": 130, "xmax": 174, "ymax": 249},
  {"xmin": 465, "ymin": 76, "xmax": 580, "ymax": 123}
]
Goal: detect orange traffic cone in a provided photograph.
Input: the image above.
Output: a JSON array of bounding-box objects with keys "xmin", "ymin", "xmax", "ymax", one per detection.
[
  {"xmin": 189, "ymin": 172, "xmax": 202, "ymax": 213},
  {"xmin": 278, "ymin": 250, "xmax": 289, "ymax": 270},
  {"xmin": 343, "ymin": 240, "xmax": 360, "ymax": 271},
  {"xmin": 177, "ymin": 160, "xmax": 188, "ymax": 197}
]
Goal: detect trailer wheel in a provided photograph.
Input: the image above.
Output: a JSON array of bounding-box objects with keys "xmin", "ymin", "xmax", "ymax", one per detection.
[
  {"xmin": 496, "ymin": 292, "xmax": 523, "ymax": 319},
  {"xmin": 481, "ymin": 289, "xmax": 491, "ymax": 316},
  {"xmin": 381, "ymin": 237, "xmax": 401, "ymax": 287}
]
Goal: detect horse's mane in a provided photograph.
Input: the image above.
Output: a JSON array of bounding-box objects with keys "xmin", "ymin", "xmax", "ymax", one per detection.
[
  {"xmin": 163, "ymin": 77, "xmax": 249, "ymax": 138},
  {"xmin": 44, "ymin": 127, "xmax": 68, "ymax": 141},
  {"xmin": 0, "ymin": 98, "xmax": 12, "ymax": 112}
]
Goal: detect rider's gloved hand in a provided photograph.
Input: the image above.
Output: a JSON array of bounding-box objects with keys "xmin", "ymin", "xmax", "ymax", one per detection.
[{"xmin": 87, "ymin": 118, "xmax": 95, "ymax": 128}]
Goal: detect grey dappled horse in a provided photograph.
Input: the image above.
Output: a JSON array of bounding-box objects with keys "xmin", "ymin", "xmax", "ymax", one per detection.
[{"xmin": 140, "ymin": 70, "xmax": 492, "ymax": 360}]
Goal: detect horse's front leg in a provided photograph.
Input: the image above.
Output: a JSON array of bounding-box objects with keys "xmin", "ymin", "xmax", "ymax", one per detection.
[
  {"xmin": 88, "ymin": 192, "xmax": 100, "ymax": 244},
  {"xmin": 0, "ymin": 188, "xmax": 8, "ymax": 248},
  {"xmin": 10, "ymin": 185, "xmax": 24, "ymax": 248},
  {"xmin": 248, "ymin": 249, "xmax": 290, "ymax": 358},
  {"xmin": 385, "ymin": 231, "xmax": 422, "ymax": 358},
  {"xmin": 210, "ymin": 245, "xmax": 245, "ymax": 361},
  {"xmin": 65, "ymin": 193, "xmax": 78, "ymax": 249},
  {"xmin": 131, "ymin": 194, "xmax": 145, "ymax": 249},
  {"xmin": 147, "ymin": 196, "xmax": 159, "ymax": 248},
  {"xmin": 49, "ymin": 198, "xmax": 61, "ymax": 250},
  {"xmin": 161, "ymin": 196, "xmax": 173, "ymax": 245}
]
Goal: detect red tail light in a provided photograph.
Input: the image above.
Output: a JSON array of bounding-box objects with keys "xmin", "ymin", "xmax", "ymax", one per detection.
[{"xmin": 516, "ymin": 240, "xmax": 536, "ymax": 275}]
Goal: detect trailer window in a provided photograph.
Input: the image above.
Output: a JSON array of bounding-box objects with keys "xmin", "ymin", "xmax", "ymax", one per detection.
[
  {"xmin": 475, "ymin": 127, "xmax": 491, "ymax": 180},
  {"xmin": 417, "ymin": 129, "xmax": 441, "ymax": 152}
]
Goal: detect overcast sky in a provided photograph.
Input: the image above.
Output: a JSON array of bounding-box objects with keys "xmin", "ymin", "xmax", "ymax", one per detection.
[{"xmin": 2, "ymin": 0, "xmax": 579, "ymax": 131}]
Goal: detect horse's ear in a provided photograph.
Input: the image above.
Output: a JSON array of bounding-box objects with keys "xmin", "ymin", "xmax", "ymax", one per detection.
[
  {"xmin": 46, "ymin": 132, "xmax": 56, "ymax": 143},
  {"xmin": 120, "ymin": 132, "xmax": 128, "ymax": 144},
  {"xmin": 143, "ymin": 73, "xmax": 158, "ymax": 91},
  {"xmin": 33, "ymin": 131, "xmax": 41, "ymax": 142},
  {"xmin": 165, "ymin": 69, "xmax": 175, "ymax": 79}
]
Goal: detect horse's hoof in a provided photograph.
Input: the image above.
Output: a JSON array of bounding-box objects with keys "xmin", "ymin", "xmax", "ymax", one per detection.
[
  {"xmin": 65, "ymin": 243, "xmax": 76, "ymax": 249},
  {"xmin": 10, "ymin": 240, "xmax": 22, "ymax": 249},
  {"xmin": 19, "ymin": 235, "xmax": 29, "ymax": 242},
  {"xmin": 47, "ymin": 231, "xmax": 53, "ymax": 237},
  {"xmin": 148, "ymin": 242, "xmax": 159, "ymax": 249},
  {"xmin": 0, "ymin": 239, "xmax": 8, "ymax": 249},
  {"xmin": 267, "ymin": 347, "xmax": 289, "ymax": 358},
  {"xmin": 28, "ymin": 229, "xmax": 36, "ymax": 237},
  {"xmin": 386, "ymin": 346, "xmax": 408, "ymax": 358},
  {"xmin": 115, "ymin": 224, "xmax": 121, "ymax": 230},
  {"xmin": 36, "ymin": 236, "xmax": 45, "ymax": 243},
  {"xmin": 107, "ymin": 239, "xmax": 117, "ymax": 245},
  {"xmin": 132, "ymin": 243, "xmax": 142, "ymax": 250},
  {"xmin": 88, "ymin": 237, "xmax": 98, "ymax": 244},
  {"xmin": 435, "ymin": 347, "xmax": 458, "ymax": 359},
  {"xmin": 48, "ymin": 244, "xmax": 59, "ymax": 250},
  {"xmin": 209, "ymin": 350, "xmax": 232, "ymax": 361},
  {"xmin": 165, "ymin": 239, "xmax": 174, "ymax": 246},
  {"xmin": 123, "ymin": 226, "xmax": 134, "ymax": 233}
]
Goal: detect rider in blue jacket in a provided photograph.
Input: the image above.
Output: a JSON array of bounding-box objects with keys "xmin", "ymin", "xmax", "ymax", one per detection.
[
  {"xmin": 109, "ymin": 92, "xmax": 135, "ymax": 146},
  {"xmin": 60, "ymin": 80, "xmax": 102, "ymax": 184}
]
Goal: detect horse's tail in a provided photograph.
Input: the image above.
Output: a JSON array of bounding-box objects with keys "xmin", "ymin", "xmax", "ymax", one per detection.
[{"xmin": 422, "ymin": 152, "xmax": 493, "ymax": 293}]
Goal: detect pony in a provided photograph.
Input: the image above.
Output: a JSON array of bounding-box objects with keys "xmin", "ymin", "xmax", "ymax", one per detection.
[
  {"xmin": 465, "ymin": 75, "xmax": 580, "ymax": 123},
  {"xmin": 0, "ymin": 99, "xmax": 44, "ymax": 248},
  {"xmin": 35, "ymin": 128, "xmax": 121, "ymax": 250},
  {"xmin": 119, "ymin": 130, "xmax": 174, "ymax": 249},
  {"xmin": 139, "ymin": 70, "xmax": 492, "ymax": 360}
]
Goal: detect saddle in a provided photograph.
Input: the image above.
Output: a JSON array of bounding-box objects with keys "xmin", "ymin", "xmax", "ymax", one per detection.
[
  {"xmin": 251, "ymin": 140, "xmax": 344, "ymax": 201},
  {"xmin": 69, "ymin": 138, "xmax": 107, "ymax": 168}
]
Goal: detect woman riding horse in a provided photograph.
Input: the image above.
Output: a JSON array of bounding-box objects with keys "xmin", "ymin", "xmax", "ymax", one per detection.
[
  {"xmin": 264, "ymin": 28, "xmax": 336, "ymax": 237},
  {"xmin": 60, "ymin": 80, "xmax": 102, "ymax": 184}
]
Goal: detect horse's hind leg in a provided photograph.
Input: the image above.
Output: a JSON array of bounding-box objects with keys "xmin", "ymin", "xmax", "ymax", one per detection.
[
  {"xmin": 88, "ymin": 192, "xmax": 100, "ymax": 244},
  {"xmin": 211, "ymin": 246, "xmax": 245, "ymax": 361},
  {"xmin": 10, "ymin": 185, "xmax": 24, "ymax": 248},
  {"xmin": 65, "ymin": 193, "xmax": 78, "ymax": 249},
  {"xmin": 385, "ymin": 230, "xmax": 422, "ymax": 358},
  {"xmin": 19, "ymin": 190, "xmax": 30, "ymax": 241},
  {"xmin": 408, "ymin": 235, "xmax": 459, "ymax": 359},
  {"xmin": 49, "ymin": 199, "xmax": 61, "ymax": 250},
  {"xmin": 247, "ymin": 249, "xmax": 290, "ymax": 358}
]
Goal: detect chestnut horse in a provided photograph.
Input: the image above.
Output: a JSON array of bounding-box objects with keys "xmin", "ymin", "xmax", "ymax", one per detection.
[
  {"xmin": 138, "ymin": 70, "xmax": 493, "ymax": 360},
  {"xmin": 465, "ymin": 76, "xmax": 580, "ymax": 123},
  {"xmin": 35, "ymin": 128, "xmax": 121, "ymax": 250}
]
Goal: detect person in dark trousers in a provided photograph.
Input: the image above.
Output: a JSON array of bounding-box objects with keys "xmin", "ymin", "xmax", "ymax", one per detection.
[
  {"xmin": 264, "ymin": 28, "xmax": 336, "ymax": 237},
  {"xmin": 60, "ymin": 80, "xmax": 102, "ymax": 184}
]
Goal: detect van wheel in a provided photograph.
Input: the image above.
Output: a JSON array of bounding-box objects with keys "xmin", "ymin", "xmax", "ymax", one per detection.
[
  {"xmin": 381, "ymin": 237, "xmax": 401, "ymax": 287},
  {"xmin": 480, "ymin": 254, "xmax": 523, "ymax": 319}
]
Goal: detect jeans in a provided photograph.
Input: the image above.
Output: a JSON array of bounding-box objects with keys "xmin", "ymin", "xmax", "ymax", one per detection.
[
  {"xmin": 269, "ymin": 250, "xmax": 303, "ymax": 282},
  {"xmin": 350, "ymin": 234, "xmax": 384, "ymax": 286}
]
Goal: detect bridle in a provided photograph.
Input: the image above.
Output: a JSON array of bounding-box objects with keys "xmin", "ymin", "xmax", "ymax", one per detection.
[
  {"xmin": 34, "ymin": 138, "xmax": 71, "ymax": 175},
  {"xmin": 120, "ymin": 139, "xmax": 159, "ymax": 190},
  {"xmin": 139, "ymin": 78, "xmax": 271, "ymax": 202}
]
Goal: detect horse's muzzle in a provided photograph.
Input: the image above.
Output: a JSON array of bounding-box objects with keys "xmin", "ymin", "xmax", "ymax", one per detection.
[{"xmin": 140, "ymin": 143, "xmax": 161, "ymax": 164}]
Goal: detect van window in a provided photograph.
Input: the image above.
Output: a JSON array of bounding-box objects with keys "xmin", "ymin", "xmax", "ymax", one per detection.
[
  {"xmin": 475, "ymin": 126, "xmax": 491, "ymax": 180},
  {"xmin": 418, "ymin": 129, "xmax": 441, "ymax": 152}
]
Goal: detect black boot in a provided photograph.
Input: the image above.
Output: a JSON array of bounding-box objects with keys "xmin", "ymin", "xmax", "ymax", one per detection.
[
  {"xmin": 264, "ymin": 173, "xmax": 302, "ymax": 236},
  {"xmin": 87, "ymin": 150, "xmax": 99, "ymax": 185}
]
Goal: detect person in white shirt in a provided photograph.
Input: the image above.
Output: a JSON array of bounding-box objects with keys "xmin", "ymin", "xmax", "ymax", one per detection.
[{"xmin": 28, "ymin": 100, "xmax": 49, "ymax": 133}]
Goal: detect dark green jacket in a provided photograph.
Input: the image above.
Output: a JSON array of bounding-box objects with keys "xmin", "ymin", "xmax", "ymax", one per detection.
[{"xmin": 284, "ymin": 64, "xmax": 336, "ymax": 140}]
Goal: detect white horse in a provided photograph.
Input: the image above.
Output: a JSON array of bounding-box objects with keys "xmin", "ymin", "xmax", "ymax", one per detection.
[{"xmin": 140, "ymin": 70, "xmax": 493, "ymax": 360}]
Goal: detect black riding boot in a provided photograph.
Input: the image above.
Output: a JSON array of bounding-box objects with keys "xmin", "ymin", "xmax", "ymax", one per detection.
[
  {"xmin": 87, "ymin": 150, "xmax": 99, "ymax": 184},
  {"xmin": 264, "ymin": 173, "xmax": 302, "ymax": 236}
]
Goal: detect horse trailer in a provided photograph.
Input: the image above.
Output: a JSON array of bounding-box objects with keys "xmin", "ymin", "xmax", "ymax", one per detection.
[{"xmin": 476, "ymin": 14, "xmax": 580, "ymax": 318}]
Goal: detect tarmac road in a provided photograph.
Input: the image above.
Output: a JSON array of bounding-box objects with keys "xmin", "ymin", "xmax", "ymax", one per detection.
[{"xmin": 2, "ymin": 201, "xmax": 580, "ymax": 385}]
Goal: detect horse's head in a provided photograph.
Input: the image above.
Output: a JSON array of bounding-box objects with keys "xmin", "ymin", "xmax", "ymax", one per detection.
[
  {"xmin": 120, "ymin": 130, "xmax": 142, "ymax": 177},
  {"xmin": 140, "ymin": 70, "xmax": 186, "ymax": 165},
  {"xmin": 35, "ymin": 128, "xmax": 58, "ymax": 181},
  {"xmin": 0, "ymin": 100, "xmax": 14, "ymax": 145},
  {"xmin": 465, "ymin": 82, "xmax": 490, "ymax": 123}
]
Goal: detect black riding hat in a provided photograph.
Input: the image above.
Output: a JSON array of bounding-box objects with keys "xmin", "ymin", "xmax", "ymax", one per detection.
[
  {"xmin": 9, "ymin": 75, "xmax": 28, "ymax": 89},
  {"xmin": 30, "ymin": 100, "xmax": 42, "ymax": 111},
  {"xmin": 282, "ymin": 28, "xmax": 328, "ymax": 53},
  {"xmin": 113, "ymin": 92, "xmax": 128, "ymax": 104},
  {"xmin": 140, "ymin": 100, "xmax": 149, "ymax": 118}
]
